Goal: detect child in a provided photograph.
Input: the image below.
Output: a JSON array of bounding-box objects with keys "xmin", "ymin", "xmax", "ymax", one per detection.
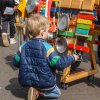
[
  {"xmin": 13, "ymin": 14, "xmax": 79, "ymax": 100},
  {"xmin": 0, "ymin": 0, "xmax": 19, "ymax": 46}
]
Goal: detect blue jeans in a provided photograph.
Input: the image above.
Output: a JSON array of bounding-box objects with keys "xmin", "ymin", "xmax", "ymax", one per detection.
[{"xmin": 40, "ymin": 85, "xmax": 61, "ymax": 99}]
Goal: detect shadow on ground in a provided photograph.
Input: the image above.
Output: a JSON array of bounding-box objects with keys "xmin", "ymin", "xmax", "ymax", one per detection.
[
  {"xmin": 5, "ymin": 54, "xmax": 18, "ymax": 70},
  {"xmin": 5, "ymin": 78, "xmax": 28, "ymax": 100},
  {"xmin": 0, "ymin": 37, "xmax": 3, "ymax": 47},
  {"xmin": 58, "ymin": 74, "xmax": 100, "ymax": 89},
  {"xmin": 5, "ymin": 78, "xmax": 58, "ymax": 100},
  {"xmin": 5, "ymin": 75, "xmax": 100, "ymax": 100}
]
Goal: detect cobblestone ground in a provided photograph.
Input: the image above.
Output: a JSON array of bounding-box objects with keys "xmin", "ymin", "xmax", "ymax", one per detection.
[{"xmin": 0, "ymin": 37, "xmax": 100, "ymax": 100}]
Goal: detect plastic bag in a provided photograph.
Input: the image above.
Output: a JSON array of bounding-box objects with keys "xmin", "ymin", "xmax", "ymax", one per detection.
[{"xmin": 3, "ymin": 7, "xmax": 14, "ymax": 15}]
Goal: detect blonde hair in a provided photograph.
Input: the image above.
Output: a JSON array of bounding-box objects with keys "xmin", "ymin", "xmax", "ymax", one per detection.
[{"xmin": 27, "ymin": 14, "xmax": 50, "ymax": 37}]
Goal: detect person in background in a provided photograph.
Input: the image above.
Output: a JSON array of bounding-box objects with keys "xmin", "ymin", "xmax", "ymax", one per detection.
[
  {"xmin": 95, "ymin": 3, "xmax": 100, "ymax": 65},
  {"xmin": 13, "ymin": 14, "xmax": 79, "ymax": 100},
  {"xmin": 0, "ymin": 0, "xmax": 19, "ymax": 47},
  {"xmin": 97, "ymin": 6, "xmax": 100, "ymax": 64},
  {"xmin": 0, "ymin": 11, "xmax": 1, "ymax": 35}
]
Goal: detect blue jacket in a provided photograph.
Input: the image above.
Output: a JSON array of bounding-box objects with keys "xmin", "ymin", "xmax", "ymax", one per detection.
[{"xmin": 13, "ymin": 38, "xmax": 74, "ymax": 89}]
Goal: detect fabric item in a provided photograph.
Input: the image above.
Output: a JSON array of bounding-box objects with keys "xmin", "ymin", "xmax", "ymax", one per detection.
[
  {"xmin": 1, "ymin": 14, "xmax": 16, "ymax": 38},
  {"xmin": 41, "ymin": 84, "xmax": 61, "ymax": 98},
  {"xmin": 3, "ymin": 7, "xmax": 14, "ymax": 15},
  {"xmin": 13, "ymin": 42, "xmax": 25, "ymax": 67},
  {"xmin": 13, "ymin": 38, "xmax": 74, "ymax": 89},
  {"xmin": 17, "ymin": 0, "xmax": 27, "ymax": 18}
]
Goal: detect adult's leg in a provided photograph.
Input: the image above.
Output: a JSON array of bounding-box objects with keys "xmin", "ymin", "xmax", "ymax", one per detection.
[
  {"xmin": 1, "ymin": 15, "xmax": 9, "ymax": 46},
  {"xmin": 98, "ymin": 36, "xmax": 100, "ymax": 63},
  {"xmin": 1, "ymin": 15, "xmax": 8, "ymax": 33},
  {"xmin": 9, "ymin": 13, "xmax": 17, "ymax": 44},
  {"xmin": 9, "ymin": 13, "xmax": 16, "ymax": 38}
]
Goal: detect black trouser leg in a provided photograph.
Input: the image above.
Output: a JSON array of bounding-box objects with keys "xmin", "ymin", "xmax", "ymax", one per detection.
[
  {"xmin": 9, "ymin": 14, "xmax": 16, "ymax": 38},
  {"xmin": 98, "ymin": 36, "xmax": 100, "ymax": 61},
  {"xmin": 1, "ymin": 15, "xmax": 8, "ymax": 33}
]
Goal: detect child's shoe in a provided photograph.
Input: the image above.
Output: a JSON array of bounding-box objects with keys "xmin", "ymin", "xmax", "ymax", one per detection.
[
  {"xmin": 10, "ymin": 38, "xmax": 17, "ymax": 44},
  {"xmin": 28, "ymin": 87, "xmax": 39, "ymax": 100},
  {"xmin": 2, "ymin": 33, "xmax": 9, "ymax": 47}
]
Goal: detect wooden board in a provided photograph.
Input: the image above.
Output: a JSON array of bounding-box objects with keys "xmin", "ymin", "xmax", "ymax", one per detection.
[
  {"xmin": 82, "ymin": 0, "xmax": 95, "ymax": 10},
  {"xmin": 77, "ymin": 19, "xmax": 92, "ymax": 25},
  {"xmin": 62, "ymin": 70, "xmax": 98, "ymax": 83},
  {"xmin": 76, "ymin": 28, "xmax": 89, "ymax": 35},
  {"xmin": 59, "ymin": 0, "xmax": 73, "ymax": 8},
  {"xmin": 77, "ymin": 13, "xmax": 95, "ymax": 20},
  {"xmin": 68, "ymin": 43, "xmax": 90, "ymax": 53},
  {"xmin": 75, "ymin": 33, "xmax": 89, "ymax": 37},
  {"xmin": 77, "ymin": 24, "xmax": 91, "ymax": 30},
  {"xmin": 71, "ymin": 0, "xmax": 83, "ymax": 9}
]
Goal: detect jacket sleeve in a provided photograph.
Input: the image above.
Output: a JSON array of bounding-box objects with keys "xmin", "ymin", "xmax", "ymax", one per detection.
[
  {"xmin": 13, "ymin": 51, "xmax": 21, "ymax": 68},
  {"xmin": 43, "ymin": 42, "xmax": 75, "ymax": 70},
  {"xmin": 13, "ymin": 42, "xmax": 26, "ymax": 68},
  {"xmin": 47, "ymin": 47, "xmax": 75, "ymax": 70}
]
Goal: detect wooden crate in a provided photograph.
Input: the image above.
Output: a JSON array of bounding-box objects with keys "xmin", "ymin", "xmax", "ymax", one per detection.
[
  {"xmin": 71, "ymin": 0, "xmax": 83, "ymax": 9},
  {"xmin": 59, "ymin": 0, "xmax": 73, "ymax": 8},
  {"xmin": 82, "ymin": 0, "xmax": 95, "ymax": 10}
]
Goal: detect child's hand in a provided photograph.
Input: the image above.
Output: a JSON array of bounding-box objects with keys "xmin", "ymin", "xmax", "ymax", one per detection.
[{"xmin": 73, "ymin": 54, "xmax": 79, "ymax": 61}]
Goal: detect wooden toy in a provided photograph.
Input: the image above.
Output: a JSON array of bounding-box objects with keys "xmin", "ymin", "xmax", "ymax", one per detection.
[
  {"xmin": 77, "ymin": 19, "xmax": 92, "ymax": 25},
  {"xmin": 77, "ymin": 13, "xmax": 95, "ymax": 20},
  {"xmin": 76, "ymin": 28, "xmax": 89, "ymax": 35},
  {"xmin": 58, "ymin": 11, "xmax": 98, "ymax": 89},
  {"xmin": 77, "ymin": 24, "xmax": 90, "ymax": 30},
  {"xmin": 37, "ymin": 0, "xmax": 52, "ymax": 18},
  {"xmin": 68, "ymin": 43, "xmax": 90, "ymax": 53},
  {"xmin": 75, "ymin": 11, "xmax": 95, "ymax": 37},
  {"xmin": 16, "ymin": 0, "xmax": 99, "ymax": 91}
]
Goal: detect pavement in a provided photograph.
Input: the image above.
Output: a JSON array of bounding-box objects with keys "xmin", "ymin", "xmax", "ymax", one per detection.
[{"xmin": 0, "ymin": 37, "xmax": 100, "ymax": 100}]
